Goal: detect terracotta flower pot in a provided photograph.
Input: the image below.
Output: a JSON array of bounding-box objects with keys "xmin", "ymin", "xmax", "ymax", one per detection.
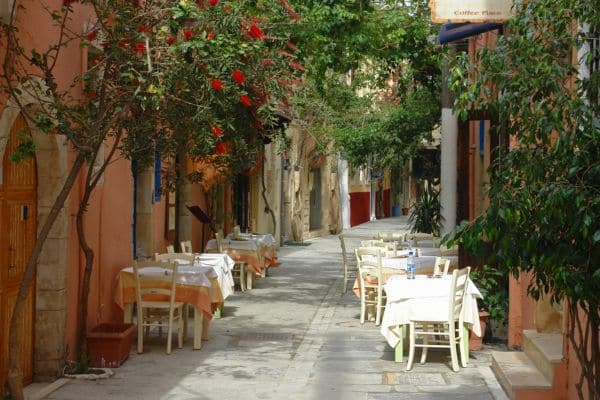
[
  {"xmin": 87, "ymin": 323, "xmax": 136, "ymax": 368},
  {"xmin": 469, "ymin": 310, "xmax": 489, "ymax": 351}
]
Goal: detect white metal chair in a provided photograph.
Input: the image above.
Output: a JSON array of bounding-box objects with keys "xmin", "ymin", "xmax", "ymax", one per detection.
[
  {"xmin": 406, "ymin": 267, "xmax": 471, "ymax": 372},
  {"xmin": 355, "ymin": 247, "xmax": 386, "ymax": 325},
  {"xmin": 180, "ymin": 240, "xmax": 192, "ymax": 253},
  {"xmin": 339, "ymin": 234, "xmax": 358, "ymax": 294},
  {"xmin": 133, "ymin": 260, "xmax": 184, "ymax": 354},
  {"xmin": 433, "ymin": 257, "xmax": 451, "ymax": 275}
]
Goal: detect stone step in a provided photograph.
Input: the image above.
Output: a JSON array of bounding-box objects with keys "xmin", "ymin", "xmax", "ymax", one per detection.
[
  {"xmin": 522, "ymin": 329, "xmax": 563, "ymax": 382},
  {"xmin": 491, "ymin": 351, "xmax": 552, "ymax": 400}
]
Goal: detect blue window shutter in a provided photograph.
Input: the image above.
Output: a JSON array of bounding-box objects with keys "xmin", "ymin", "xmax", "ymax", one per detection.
[
  {"xmin": 479, "ymin": 121, "xmax": 485, "ymax": 156},
  {"xmin": 154, "ymin": 152, "xmax": 161, "ymax": 202}
]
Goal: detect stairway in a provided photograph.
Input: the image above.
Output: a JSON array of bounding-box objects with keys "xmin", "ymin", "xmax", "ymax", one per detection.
[{"xmin": 491, "ymin": 330, "xmax": 567, "ymax": 400}]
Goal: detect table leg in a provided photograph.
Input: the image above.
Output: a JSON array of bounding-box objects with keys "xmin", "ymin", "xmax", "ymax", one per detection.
[
  {"xmin": 193, "ymin": 306, "xmax": 203, "ymax": 350},
  {"xmin": 463, "ymin": 324, "xmax": 469, "ymax": 366},
  {"xmin": 395, "ymin": 325, "xmax": 404, "ymax": 363},
  {"xmin": 202, "ymin": 317, "xmax": 211, "ymax": 341},
  {"xmin": 124, "ymin": 304, "xmax": 133, "ymax": 323},
  {"xmin": 246, "ymin": 270, "xmax": 254, "ymax": 290}
]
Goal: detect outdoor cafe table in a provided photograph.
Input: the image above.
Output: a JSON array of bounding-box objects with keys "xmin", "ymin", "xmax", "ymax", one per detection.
[
  {"xmin": 351, "ymin": 255, "xmax": 458, "ymax": 297},
  {"xmin": 114, "ymin": 263, "xmax": 222, "ymax": 350},
  {"xmin": 205, "ymin": 237, "xmax": 278, "ymax": 274},
  {"xmin": 187, "ymin": 253, "xmax": 236, "ymax": 300},
  {"xmin": 380, "ymin": 274, "xmax": 483, "ymax": 363}
]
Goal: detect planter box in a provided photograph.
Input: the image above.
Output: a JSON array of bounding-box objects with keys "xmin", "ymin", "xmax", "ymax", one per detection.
[
  {"xmin": 469, "ymin": 311, "xmax": 489, "ymax": 351},
  {"xmin": 87, "ymin": 323, "xmax": 136, "ymax": 368}
]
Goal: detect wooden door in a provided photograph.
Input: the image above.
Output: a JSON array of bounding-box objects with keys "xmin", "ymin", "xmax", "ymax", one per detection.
[{"xmin": 0, "ymin": 113, "xmax": 36, "ymax": 386}]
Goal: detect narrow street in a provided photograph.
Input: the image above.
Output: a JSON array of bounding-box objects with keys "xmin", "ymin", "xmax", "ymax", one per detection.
[{"xmin": 44, "ymin": 217, "xmax": 507, "ymax": 400}]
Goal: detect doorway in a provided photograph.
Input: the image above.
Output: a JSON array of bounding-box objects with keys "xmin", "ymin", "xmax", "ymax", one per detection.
[
  {"xmin": 0, "ymin": 113, "xmax": 36, "ymax": 386},
  {"xmin": 309, "ymin": 168, "xmax": 322, "ymax": 231}
]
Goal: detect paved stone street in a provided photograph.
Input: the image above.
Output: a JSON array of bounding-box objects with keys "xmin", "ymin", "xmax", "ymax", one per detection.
[{"xmin": 43, "ymin": 217, "xmax": 508, "ymax": 400}]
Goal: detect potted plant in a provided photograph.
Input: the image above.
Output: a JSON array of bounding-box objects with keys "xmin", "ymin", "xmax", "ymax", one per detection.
[
  {"xmin": 468, "ymin": 265, "xmax": 508, "ymax": 350},
  {"xmin": 408, "ymin": 181, "xmax": 441, "ymax": 236},
  {"xmin": 86, "ymin": 322, "xmax": 136, "ymax": 368}
]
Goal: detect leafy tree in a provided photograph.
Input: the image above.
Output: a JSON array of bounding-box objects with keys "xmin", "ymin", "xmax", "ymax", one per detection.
[
  {"xmin": 0, "ymin": 0, "xmax": 298, "ymax": 398},
  {"xmin": 446, "ymin": 1, "xmax": 599, "ymax": 398},
  {"xmin": 287, "ymin": 0, "xmax": 442, "ymax": 172}
]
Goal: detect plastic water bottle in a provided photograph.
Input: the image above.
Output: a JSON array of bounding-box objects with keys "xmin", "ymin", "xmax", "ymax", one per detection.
[{"xmin": 407, "ymin": 251, "xmax": 416, "ymax": 279}]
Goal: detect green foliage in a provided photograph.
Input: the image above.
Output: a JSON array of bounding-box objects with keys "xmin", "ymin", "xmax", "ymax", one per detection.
[
  {"xmin": 287, "ymin": 0, "xmax": 442, "ymax": 171},
  {"xmin": 470, "ymin": 264, "xmax": 508, "ymax": 328},
  {"xmin": 408, "ymin": 182, "xmax": 441, "ymax": 236},
  {"xmin": 446, "ymin": 1, "xmax": 599, "ymax": 397}
]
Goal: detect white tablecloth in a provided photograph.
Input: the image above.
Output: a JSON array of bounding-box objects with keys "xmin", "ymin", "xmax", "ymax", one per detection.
[
  {"xmin": 206, "ymin": 238, "xmax": 259, "ymax": 252},
  {"xmin": 121, "ymin": 265, "xmax": 212, "ymax": 288},
  {"xmin": 226, "ymin": 233, "xmax": 276, "ymax": 247},
  {"xmin": 193, "ymin": 253, "xmax": 235, "ymax": 300},
  {"xmin": 380, "ymin": 275, "xmax": 483, "ymax": 348}
]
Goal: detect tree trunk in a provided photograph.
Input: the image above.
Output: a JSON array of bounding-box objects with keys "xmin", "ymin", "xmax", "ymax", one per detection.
[{"xmin": 6, "ymin": 154, "xmax": 86, "ymax": 400}]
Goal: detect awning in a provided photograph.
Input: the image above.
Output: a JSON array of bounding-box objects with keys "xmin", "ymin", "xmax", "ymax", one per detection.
[{"xmin": 438, "ymin": 23, "xmax": 503, "ymax": 45}]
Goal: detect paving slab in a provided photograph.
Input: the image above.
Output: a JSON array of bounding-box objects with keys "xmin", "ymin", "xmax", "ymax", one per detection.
[{"xmin": 41, "ymin": 216, "xmax": 507, "ymax": 400}]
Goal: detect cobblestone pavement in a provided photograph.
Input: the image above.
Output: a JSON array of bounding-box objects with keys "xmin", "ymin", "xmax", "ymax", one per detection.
[{"xmin": 43, "ymin": 217, "xmax": 509, "ymax": 400}]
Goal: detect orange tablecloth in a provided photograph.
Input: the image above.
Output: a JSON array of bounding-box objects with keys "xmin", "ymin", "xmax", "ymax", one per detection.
[{"xmin": 114, "ymin": 270, "xmax": 221, "ymax": 320}]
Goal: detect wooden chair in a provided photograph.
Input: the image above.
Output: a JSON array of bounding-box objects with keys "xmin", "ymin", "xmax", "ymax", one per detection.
[
  {"xmin": 215, "ymin": 230, "xmax": 224, "ymax": 253},
  {"xmin": 180, "ymin": 240, "xmax": 192, "ymax": 253},
  {"xmin": 377, "ymin": 232, "xmax": 406, "ymax": 243},
  {"xmin": 339, "ymin": 234, "xmax": 358, "ymax": 294},
  {"xmin": 406, "ymin": 267, "xmax": 471, "ymax": 372},
  {"xmin": 433, "ymin": 257, "xmax": 451, "ymax": 275},
  {"xmin": 166, "ymin": 245, "xmax": 175, "ymax": 254},
  {"xmin": 355, "ymin": 247, "xmax": 386, "ymax": 325},
  {"xmin": 232, "ymin": 261, "xmax": 247, "ymax": 292},
  {"xmin": 361, "ymin": 239, "xmax": 396, "ymax": 256},
  {"xmin": 133, "ymin": 260, "xmax": 184, "ymax": 354},
  {"xmin": 232, "ymin": 225, "xmax": 241, "ymax": 239}
]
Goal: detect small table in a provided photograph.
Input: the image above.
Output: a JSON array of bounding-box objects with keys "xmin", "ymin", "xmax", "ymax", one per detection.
[
  {"xmin": 380, "ymin": 275, "xmax": 482, "ymax": 363},
  {"xmin": 115, "ymin": 264, "xmax": 220, "ymax": 350},
  {"xmin": 206, "ymin": 238, "xmax": 277, "ymax": 275}
]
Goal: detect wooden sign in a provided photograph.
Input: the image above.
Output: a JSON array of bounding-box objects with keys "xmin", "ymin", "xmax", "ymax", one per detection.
[{"xmin": 429, "ymin": 0, "xmax": 514, "ymax": 23}]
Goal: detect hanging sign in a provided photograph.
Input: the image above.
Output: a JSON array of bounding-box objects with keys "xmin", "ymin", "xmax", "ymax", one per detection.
[{"xmin": 429, "ymin": 0, "xmax": 514, "ymax": 23}]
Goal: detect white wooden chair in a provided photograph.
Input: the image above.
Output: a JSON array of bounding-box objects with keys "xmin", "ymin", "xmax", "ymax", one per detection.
[
  {"xmin": 408, "ymin": 232, "xmax": 438, "ymax": 247},
  {"xmin": 361, "ymin": 240, "xmax": 397, "ymax": 256},
  {"xmin": 377, "ymin": 232, "xmax": 405, "ymax": 243},
  {"xmin": 166, "ymin": 244, "xmax": 175, "ymax": 254},
  {"xmin": 406, "ymin": 267, "xmax": 471, "ymax": 372},
  {"xmin": 433, "ymin": 257, "xmax": 451, "ymax": 275},
  {"xmin": 180, "ymin": 240, "xmax": 192, "ymax": 253},
  {"xmin": 232, "ymin": 225, "xmax": 241, "ymax": 239},
  {"xmin": 355, "ymin": 247, "xmax": 386, "ymax": 325},
  {"xmin": 133, "ymin": 260, "xmax": 184, "ymax": 354},
  {"xmin": 339, "ymin": 234, "xmax": 358, "ymax": 294},
  {"xmin": 215, "ymin": 230, "xmax": 224, "ymax": 252}
]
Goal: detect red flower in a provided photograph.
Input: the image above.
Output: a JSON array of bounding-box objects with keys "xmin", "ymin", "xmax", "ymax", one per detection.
[
  {"xmin": 261, "ymin": 58, "xmax": 273, "ymax": 67},
  {"xmin": 87, "ymin": 90, "xmax": 97, "ymax": 99},
  {"xmin": 85, "ymin": 31, "xmax": 97, "ymax": 41},
  {"xmin": 198, "ymin": 63, "xmax": 206, "ymax": 71},
  {"xmin": 248, "ymin": 25, "xmax": 264, "ymax": 39},
  {"xmin": 196, "ymin": 0, "xmax": 205, "ymax": 8},
  {"xmin": 208, "ymin": 0, "xmax": 219, "ymax": 5},
  {"xmin": 117, "ymin": 40, "xmax": 129, "ymax": 48},
  {"xmin": 253, "ymin": 120, "xmax": 263, "ymax": 130},
  {"xmin": 137, "ymin": 24, "xmax": 148, "ymax": 32},
  {"xmin": 211, "ymin": 79, "xmax": 224, "ymax": 90},
  {"xmin": 167, "ymin": 36, "xmax": 176, "ymax": 45},
  {"xmin": 240, "ymin": 54, "xmax": 250, "ymax": 62},
  {"xmin": 289, "ymin": 60, "xmax": 306, "ymax": 71},
  {"xmin": 239, "ymin": 95, "xmax": 252, "ymax": 106},
  {"xmin": 224, "ymin": 4, "xmax": 232, "ymax": 12},
  {"xmin": 135, "ymin": 42, "xmax": 147, "ymax": 55},
  {"xmin": 207, "ymin": 32, "xmax": 215, "ymax": 40},
  {"xmin": 184, "ymin": 30, "xmax": 193, "ymax": 40},
  {"xmin": 215, "ymin": 142, "xmax": 226, "ymax": 154},
  {"xmin": 232, "ymin": 70, "xmax": 245, "ymax": 84},
  {"xmin": 212, "ymin": 125, "xmax": 223, "ymax": 138}
]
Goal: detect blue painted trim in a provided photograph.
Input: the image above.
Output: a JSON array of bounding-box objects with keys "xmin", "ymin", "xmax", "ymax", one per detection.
[
  {"xmin": 154, "ymin": 152, "xmax": 161, "ymax": 202},
  {"xmin": 479, "ymin": 120, "xmax": 485, "ymax": 156},
  {"xmin": 131, "ymin": 160, "xmax": 138, "ymax": 259},
  {"xmin": 438, "ymin": 23, "xmax": 503, "ymax": 45}
]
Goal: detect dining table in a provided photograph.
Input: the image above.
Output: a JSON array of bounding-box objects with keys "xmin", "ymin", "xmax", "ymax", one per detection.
[
  {"xmin": 351, "ymin": 254, "xmax": 458, "ymax": 297},
  {"xmin": 114, "ymin": 259, "xmax": 226, "ymax": 350},
  {"xmin": 206, "ymin": 234, "xmax": 279, "ymax": 275},
  {"xmin": 380, "ymin": 274, "xmax": 483, "ymax": 363}
]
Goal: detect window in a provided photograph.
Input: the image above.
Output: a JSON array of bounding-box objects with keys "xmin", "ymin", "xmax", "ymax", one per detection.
[{"xmin": 165, "ymin": 190, "xmax": 176, "ymax": 241}]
